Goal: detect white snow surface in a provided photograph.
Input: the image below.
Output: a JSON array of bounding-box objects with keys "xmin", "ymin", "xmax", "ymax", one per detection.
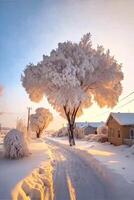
[
  {"xmin": 1, "ymin": 134, "xmax": 134, "ymax": 199},
  {"xmin": 108, "ymin": 112, "xmax": 134, "ymax": 125},
  {"xmin": 50, "ymin": 137, "xmax": 134, "ymax": 184},
  {"xmin": 0, "ymin": 138, "xmax": 49, "ymax": 199}
]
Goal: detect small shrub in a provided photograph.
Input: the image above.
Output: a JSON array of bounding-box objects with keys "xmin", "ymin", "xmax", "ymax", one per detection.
[
  {"xmin": 85, "ymin": 133, "xmax": 108, "ymax": 143},
  {"xmin": 74, "ymin": 127, "xmax": 85, "ymax": 139},
  {"xmin": 4, "ymin": 129, "xmax": 29, "ymax": 159},
  {"xmin": 54, "ymin": 127, "xmax": 68, "ymax": 137}
]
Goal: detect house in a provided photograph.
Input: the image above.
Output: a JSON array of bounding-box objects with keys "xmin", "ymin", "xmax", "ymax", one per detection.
[
  {"xmin": 106, "ymin": 112, "xmax": 134, "ymax": 146},
  {"xmin": 75, "ymin": 122, "xmax": 104, "ymax": 135},
  {"xmin": 75, "ymin": 122, "xmax": 89, "ymax": 129}
]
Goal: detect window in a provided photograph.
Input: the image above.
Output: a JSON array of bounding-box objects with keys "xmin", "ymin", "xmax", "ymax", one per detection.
[
  {"xmin": 130, "ymin": 128, "xmax": 134, "ymax": 139},
  {"xmin": 118, "ymin": 130, "xmax": 121, "ymax": 138}
]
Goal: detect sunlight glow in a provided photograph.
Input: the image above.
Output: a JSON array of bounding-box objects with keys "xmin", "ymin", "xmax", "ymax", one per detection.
[
  {"xmin": 109, "ymin": 160, "xmax": 119, "ymax": 164},
  {"xmin": 12, "ymin": 160, "xmax": 54, "ymax": 200},
  {"xmin": 67, "ymin": 175, "xmax": 77, "ymax": 200},
  {"xmin": 87, "ymin": 149, "xmax": 115, "ymax": 157}
]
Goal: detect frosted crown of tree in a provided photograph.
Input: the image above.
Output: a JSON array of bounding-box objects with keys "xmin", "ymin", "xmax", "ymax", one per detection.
[
  {"xmin": 22, "ymin": 33, "xmax": 123, "ymax": 145},
  {"xmin": 30, "ymin": 108, "xmax": 53, "ymax": 137},
  {"xmin": 22, "ymin": 33, "xmax": 123, "ymax": 118}
]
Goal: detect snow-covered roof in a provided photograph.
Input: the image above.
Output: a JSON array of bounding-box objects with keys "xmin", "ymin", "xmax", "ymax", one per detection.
[
  {"xmin": 75, "ymin": 122, "xmax": 89, "ymax": 128},
  {"xmin": 75, "ymin": 122, "xmax": 104, "ymax": 128},
  {"xmin": 88, "ymin": 122, "xmax": 104, "ymax": 128},
  {"xmin": 107, "ymin": 112, "xmax": 134, "ymax": 126}
]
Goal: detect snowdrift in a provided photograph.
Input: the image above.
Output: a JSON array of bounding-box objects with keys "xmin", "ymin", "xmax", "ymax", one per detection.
[{"xmin": 12, "ymin": 160, "xmax": 54, "ymax": 200}]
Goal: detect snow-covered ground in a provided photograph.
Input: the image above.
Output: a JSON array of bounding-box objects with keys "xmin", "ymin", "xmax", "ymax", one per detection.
[
  {"xmin": 0, "ymin": 137, "xmax": 50, "ymax": 199},
  {"xmin": 1, "ymin": 134, "xmax": 134, "ymax": 199},
  {"xmin": 50, "ymin": 137, "xmax": 134, "ymax": 184}
]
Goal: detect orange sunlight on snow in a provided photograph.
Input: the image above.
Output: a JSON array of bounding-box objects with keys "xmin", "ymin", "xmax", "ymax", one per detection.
[
  {"xmin": 67, "ymin": 175, "xmax": 77, "ymax": 200},
  {"xmin": 87, "ymin": 149, "xmax": 115, "ymax": 157},
  {"xmin": 108, "ymin": 160, "xmax": 119, "ymax": 164},
  {"xmin": 12, "ymin": 160, "xmax": 54, "ymax": 200}
]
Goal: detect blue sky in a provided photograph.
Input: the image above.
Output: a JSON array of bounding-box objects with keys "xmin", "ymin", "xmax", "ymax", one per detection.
[
  {"xmin": 0, "ymin": 0, "xmax": 55, "ymax": 86},
  {"xmin": 0, "ymin": 0, "xmax": 134, "ymax": 128}
]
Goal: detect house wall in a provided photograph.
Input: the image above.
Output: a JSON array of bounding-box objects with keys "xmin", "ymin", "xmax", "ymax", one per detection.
[
  {"xmin": 107, "ymin": 116, "xmax": 123, "ymax": 145},
  {"xmin": 107, "ymin": 116, "xmax": 134, "ymax": 146},
  {"xmin": 121, "ymin": 125, "xmax": 134, "ymax": 139},
  {"xmin": 84, "ymin": 126, "xmax": 97, "ymax": 135}
]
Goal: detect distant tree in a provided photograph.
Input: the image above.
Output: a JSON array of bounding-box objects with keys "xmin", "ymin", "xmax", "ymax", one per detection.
[
  {"xmin": 30, "ymin": 108, "xmax": 53, "ymax": 138},
  {"xmin": 22, "ymin": 33, "xmax": 123, "ymax": 146}
]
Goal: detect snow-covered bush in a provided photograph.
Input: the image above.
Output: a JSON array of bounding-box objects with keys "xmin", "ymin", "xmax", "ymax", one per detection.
[
  {"xmin": 97, "ymin": 125, "xmax": 108, "ymax": 135},
  {"xmin": 53, "ymin": 127, "xmax": 68, "ymax": 137},
  {"xmin": 85, "ymin": 134, "xmax": 96, "ymax": 141},
  {"xmin": 4, "ymin": 129, "xmax": 29, "ymax": 159},
  {"xmin": 85, "ymin": 134, "xmax": 108, "ymax": 143},
  {"xmin": 74, "ymin": 127, "xmax": 85, "ymax": 139},
  {"xmin": 52, "ymin": 127, "xmax": 85, "ymax": 139},
  {"xmin": 85, "ymin": 125, "xmax": 108, "ymax": 143}
]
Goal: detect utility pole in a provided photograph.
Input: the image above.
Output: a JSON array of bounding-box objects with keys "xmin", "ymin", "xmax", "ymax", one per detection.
[{"xmin": 27, "ymin": 107, "xmax": 32, "ymax": 133}]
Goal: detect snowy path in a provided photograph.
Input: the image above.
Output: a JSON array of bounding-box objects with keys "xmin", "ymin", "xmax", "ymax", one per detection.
[
  {"xmin": 46, "ymin": 139, "xmax": 134, "ymax": 200},
  {"xmin": 50, "ymin": 137, "xmax": 134, "ymax": 184}
]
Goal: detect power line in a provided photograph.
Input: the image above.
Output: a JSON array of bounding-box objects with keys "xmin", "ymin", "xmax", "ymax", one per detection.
[
  {"xmin": 114, "ymin": 98, "xmax": 134, "ymax": 110},
  {"xmin": 119, "ymin": 91, "xmax": 134, "ymax": 102},
  {"xmin": 93, "ymin": 90, "xmax": 134, "ymax": 118}
]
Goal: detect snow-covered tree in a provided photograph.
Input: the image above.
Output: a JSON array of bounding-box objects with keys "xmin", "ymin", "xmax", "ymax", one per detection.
[
  {"xmin": 30, "ymin": 108, "xmax": 53, "ymax": 138},
  {"xmin": 4, "ymin": 129, "xmax": 29, "ymax": 159},
  {"xmin": 22, "ymin": 33, "xmax": 123, "ymax": 145}
]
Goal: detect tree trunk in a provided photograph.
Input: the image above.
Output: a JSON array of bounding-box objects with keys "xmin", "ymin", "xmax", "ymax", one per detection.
[
  {"xmin": 68, "ymin": 128, "xmax": 72, "ymax": 146},
  {"xmin": 63, "ymin": 104, "xmax": 81, "ymax": 146},
  {"xmin": 36, "ymin": 132, "xmax": 40, "ymax": 138},
  {"xmin": 68, "ymin": 122, "xmax": 75, "ymax": 146}
]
